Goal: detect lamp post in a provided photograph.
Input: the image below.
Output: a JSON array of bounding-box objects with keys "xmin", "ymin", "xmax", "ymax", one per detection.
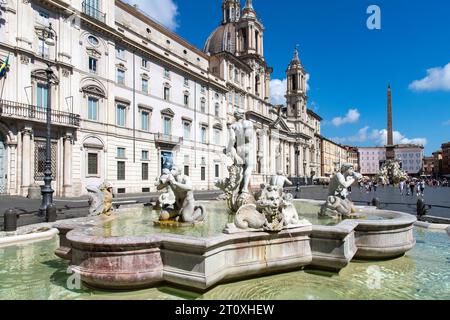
[{"xmin": 38, "ymin": 23, "xmax": 57, "ymax": 217}]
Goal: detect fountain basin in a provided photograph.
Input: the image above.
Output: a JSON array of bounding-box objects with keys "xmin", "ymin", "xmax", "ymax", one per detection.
[
  {"xmin": 54, "ymin": 200, "xmax": 417, "ymax": 291},
  {"xmin": 58, "ymin": 221, "xmax": 313, "ymax": 291},
  {"xmin": 352, "ymin": 206, "xmax": 416, "ymax": 260}
]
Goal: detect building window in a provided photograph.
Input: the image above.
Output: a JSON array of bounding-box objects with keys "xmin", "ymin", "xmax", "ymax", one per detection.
[
  {"xmin": 88, "ymin": 35, "xmax": 99, "ymax": 46},
  {"xmin": 34, "ymin": 140, "xmax": 56, "ymax": 180},
  {"xmin": 184, "ymin": 94, "xmax": 189, "ymax": 107},
  {"xmin": 201, "ymin": 126, "xmax": 207, "ymax": 144},
  {"xmin": 164, "ymin": 68, "xmax": 170, "ymax": 79},
  {"xmin": 117, "ymin": 69, "xmax": 125, "ymax": 85},
  {"xmin": 88, "ymin": 97, "xmax": 98, "ymax": 121},
  {"xmin": 201, "ymin": 166, "xmax": 206, "ymax": 181},
  {"xmin": 37, "ymin": 10, "xmax": 50, "ymax": 26},
  {"xmin": 87, "ymin": 153, "xmax": 98, "ymax": 176},
  {"xmin": 117, "ymin": 147, "xmax": 126, "ymax": 159},
  {"xmin": 115, "ymin": 47, "xmax": 125, "ymax": 60},
  {"xmin": 215, "ymin": 164, "xmax": 220, "ymax": 178},
  {"xmin": 141, "ymin": 110, "xmax": 150, "ymax": 131},
  {"xmin": 214, "ymin": 129, "xmax": 221, "ymax": 145},
  {"xmin": 142, "ymin": 163, "xmax": 149, "ymax": 181},
  {"xmin": 117, "ymin": 161, "xmax": 126, "ymax": 180},
  {"xmin": 215, "ymin": 103, "xmax": 220, "ymax": 117},
  {"xmin": 142, "ymin": 78, "xmax": 148, "ymax": 93},
  {"xmin": 89, "ymin": 57, "xmax": 98, "ymax": 74},
  {"xmin": 163, "ymin": 117, "xmax": 171, "ymax": 135},
  {"xmin": 142, "ymin": 58, "xmax": 149, "ymax": 69},
  {"xmin": 142, "ymin": 150, "xmax": 149, "ymax": 160},
  {"xmin": 255, "ymin": 75, "xmax": 260, "ymax": 95},
  {"xmin": 183, "ymin": 121, "xmax": 191, "ymax": 140},
  {"xmin": 38, "ymin": 40, "xmax": 50, "ymax": 59},
  {"xmin": 36, "ymin": 84, "xmax": 48, "ymax": 110},
  {"xmin": 184, "ymin": 165, "xmax": 190, "ymax": 176},
  {"xmin": 116, "ymin": 104, "xmax": 126, "ymax": 127},
  {"xmin": 200, "ymin": 99, "xmax": 206, "ymax": 113},
  {"xmin": 164, "ymin": 86, "xmax": 170, "ymax": 101}
]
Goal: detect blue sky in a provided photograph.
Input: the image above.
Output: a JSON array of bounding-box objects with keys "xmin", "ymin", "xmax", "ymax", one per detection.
[{"xmin": 129, "ymin": 0, "xmax": 450, "ymax": 155}]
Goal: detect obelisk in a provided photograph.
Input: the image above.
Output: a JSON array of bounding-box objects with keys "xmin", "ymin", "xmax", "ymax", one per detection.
[{"xmin": 386, "ymin": 85, "xmax": 395, "ymax": 160}]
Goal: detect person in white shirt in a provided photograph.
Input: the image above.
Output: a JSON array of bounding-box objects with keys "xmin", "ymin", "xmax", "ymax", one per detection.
[{"xmin": 399, "ymin": 180, "xmax": 405, "ymax": 196}]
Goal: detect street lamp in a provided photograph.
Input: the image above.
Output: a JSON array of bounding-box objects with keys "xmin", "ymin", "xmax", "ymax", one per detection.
[{"xmin": 38, "ymin": 23, "xmax": 57, "ymax": 217}]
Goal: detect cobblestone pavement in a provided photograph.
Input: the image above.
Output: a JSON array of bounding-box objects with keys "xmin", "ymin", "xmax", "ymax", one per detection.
[{"xmin": 1, "ymin": 185, "xmax": 449, "ymax": 229}]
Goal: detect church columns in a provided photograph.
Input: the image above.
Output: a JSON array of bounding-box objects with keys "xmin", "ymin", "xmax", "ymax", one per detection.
[
  {"xmin": 260, "ymin": 33, "xmax": 264, "ymax": 56},
  {"xmin": 21, "ymin": 127, "xmax": 33, "ymax": 196},
  {"xmin": 290, "ymin": 142, "xmax": 295, "ymax": 177}
]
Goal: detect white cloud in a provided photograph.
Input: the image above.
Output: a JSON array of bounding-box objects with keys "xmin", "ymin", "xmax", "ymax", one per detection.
[
  {"xmin": 370, "ymin": 129, "xmax": 427, "ymax": 146},
  {"xmin": 125, "ymin": 0, "xmax": 179, "ymax": 31},
  {"xmin": 333, "ymin": 127, "xmax": 427, "ymax": 147},
  {"xmin": 269, "ymin": 78, "xmax": 287, "ymax": 105},
  {"xmin": 269, "ymin": 75, "xmax": 310, "ymax": 106},
  {"xmin": 331, "ymin": 126, "xmax": 369, "ymax": 144},
  {"xmin": 331, "ymin": 109, "xmax": 360, "ymax": 127},
  {"xmin": 409, "ymin": 62, "xmax": 450, "ymax": 92}
]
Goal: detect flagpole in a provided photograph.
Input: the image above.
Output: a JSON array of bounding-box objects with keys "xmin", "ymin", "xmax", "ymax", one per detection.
[{"xmin": 0, "ymin": 53, "xmax": 10, "ymax": 101}]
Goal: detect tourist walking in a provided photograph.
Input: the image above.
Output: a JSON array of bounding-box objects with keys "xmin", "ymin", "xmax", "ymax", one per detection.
[
  {"xmin": 409, "ymin": 180, "xmax": 415, "ymax": 197},
  {"xmin": 416, "ymin": 181, "xmax": 422, "ymax": 197},
  {"xmin": 420, "ymin": 180, "xmax": 426, "ymax": 197},
  {"xmin": 399, "ymin": 180, "xmax": 405, "ymax": 196}
]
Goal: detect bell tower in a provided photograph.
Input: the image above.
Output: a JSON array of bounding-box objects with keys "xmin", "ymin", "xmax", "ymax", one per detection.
[
  {"xmin": 236, "ymin": 0, "xmax": 264, "ymax": 57},
  {"xmin": 285, "ymin": 47, "xmax": 308, "ymax": 119},
  {"xmin": 222, "ymin": 0, "xmax": 240, "ymax": 24}
]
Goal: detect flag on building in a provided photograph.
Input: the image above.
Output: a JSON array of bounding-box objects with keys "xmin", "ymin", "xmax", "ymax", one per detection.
[{"xmin": 0, "ymin": 55, "xmax": 10, "ymax": 79}]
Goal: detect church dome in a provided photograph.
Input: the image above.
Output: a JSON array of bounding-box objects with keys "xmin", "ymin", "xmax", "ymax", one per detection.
[{"xmin": 203, "ymin": 23, "xmax": 237, "ymax": 55}]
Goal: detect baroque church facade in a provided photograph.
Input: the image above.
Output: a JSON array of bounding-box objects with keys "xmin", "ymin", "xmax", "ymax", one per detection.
[{"xmin": 0, "ymin": 0, "xmax": 322, "ymax": 197}]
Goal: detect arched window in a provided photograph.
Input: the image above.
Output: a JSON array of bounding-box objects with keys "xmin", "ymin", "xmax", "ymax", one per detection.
[{"xmin": 255, "ymin": 75, "xmax": 260, "ymax": 95}]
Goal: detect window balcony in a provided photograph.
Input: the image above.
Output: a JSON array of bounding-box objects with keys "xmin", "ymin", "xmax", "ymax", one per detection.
[
  {"xmin": 155, "ymin": 133, "xmax": 182, "ymax": 148},
  {"xmin": 82, "ymin": 1, "xmax": 106, "ymax": 24},
  {"xmin": 0, "ymin": 99, "xmax": 80, "ymax": 127}
]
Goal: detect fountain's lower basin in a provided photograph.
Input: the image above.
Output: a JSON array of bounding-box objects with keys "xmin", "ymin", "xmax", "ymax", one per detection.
[{"xmin": 55, "ymin": 200, "xmax": 416, "ymax": 291}]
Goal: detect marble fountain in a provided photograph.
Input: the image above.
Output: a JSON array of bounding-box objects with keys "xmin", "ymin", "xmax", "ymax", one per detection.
[{"xmin": 53, "ymin": 110, "xmax": 417, "ymax": 291}]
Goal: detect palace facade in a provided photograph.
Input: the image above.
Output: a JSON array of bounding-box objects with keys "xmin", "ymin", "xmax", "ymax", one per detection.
[{"xmin": 0, "ymin": 0, "xmax": 322, "ymax": 197}]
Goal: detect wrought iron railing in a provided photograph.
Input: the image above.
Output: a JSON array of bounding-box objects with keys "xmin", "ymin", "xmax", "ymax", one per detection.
[
  {"xmin": 0, "ymin": 99, "xmax": 80, "ymax": 127},
  {"xmin": 82, "ymin": 1, "xmax": 106, "ymax": 23}
]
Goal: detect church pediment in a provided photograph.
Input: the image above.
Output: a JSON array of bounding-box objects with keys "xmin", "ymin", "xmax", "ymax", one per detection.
[{"xmin": 270, "ymin": 117, "xmax": 291, "ymax": 133}]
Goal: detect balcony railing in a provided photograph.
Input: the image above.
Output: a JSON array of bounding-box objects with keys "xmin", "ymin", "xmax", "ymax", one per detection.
[
  {"xmin": 155, "ymin": 133, "xmax": 182, "ymax": 146},
  {"xmin": 0, "ymin": 99, "xmax": 80, "ymax": 127},
  {"xmin": 82, "ymin": 1, "xmax": 106, "ymax": 24}
]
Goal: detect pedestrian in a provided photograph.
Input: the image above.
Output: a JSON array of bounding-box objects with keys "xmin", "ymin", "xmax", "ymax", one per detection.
[
  {"xmin": 416, "ymin": 181, "xmax": 421, "ymax": 197},
  {"xmin": 399, "ymin": 180, "xmax": 405, "ymax": 196},
  {"xmin": 420, "ymin": 180, "xmax": 426, "ymax": 197},
  {"xmin": 373, "ymin": 180, "xmax": 378, "ymax": 192},
  {"xmin": 409, "ymin": 180, "xmax": 415, "ymax": 197}
]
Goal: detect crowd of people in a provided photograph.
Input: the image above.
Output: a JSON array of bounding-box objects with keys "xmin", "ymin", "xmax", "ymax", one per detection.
[{"xmin": 358, "ymin": 178, "xmax": 449, "ymax": 197}]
